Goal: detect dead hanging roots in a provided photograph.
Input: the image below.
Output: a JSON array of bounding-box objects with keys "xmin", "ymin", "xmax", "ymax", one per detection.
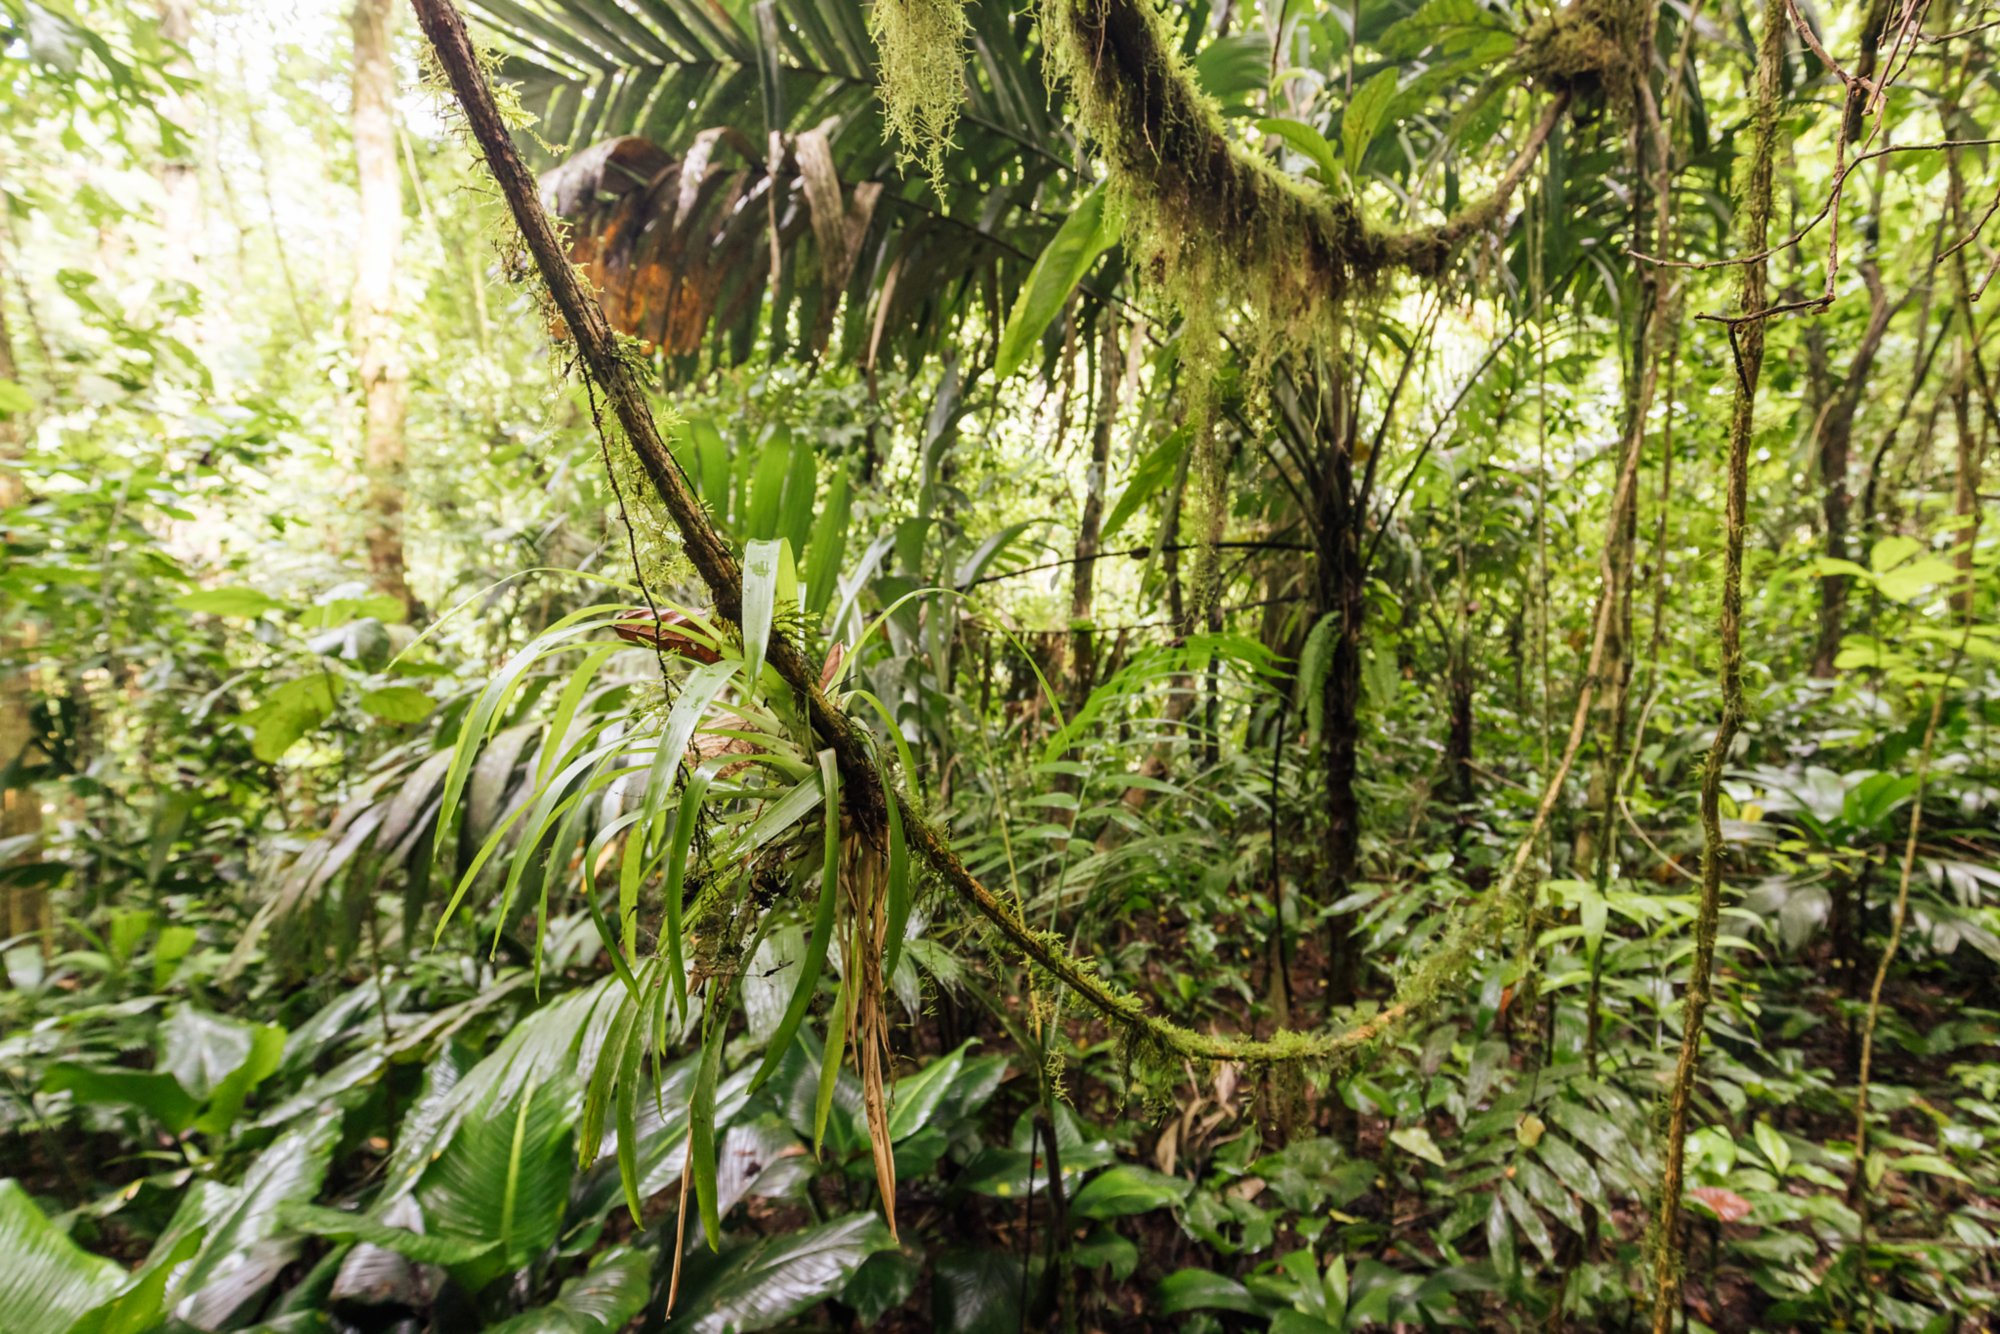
[{"xmin": 870, "ymin": 0, "xmax": 969, "ymax": 182}]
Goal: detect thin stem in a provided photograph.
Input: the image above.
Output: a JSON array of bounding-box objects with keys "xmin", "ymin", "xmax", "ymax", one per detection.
[{"xmin": 1648, "ymin": 2, "xmax": 1784, "ymax": 1327}]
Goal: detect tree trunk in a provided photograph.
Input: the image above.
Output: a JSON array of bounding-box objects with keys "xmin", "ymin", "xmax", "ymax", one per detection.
[
  {"xmin": 352, "ymin": 0, "xmax": 419, "ymax": 616},
  {"xmin": 1570, "ymin": 13, "xmax": 1672, "ymax": 876},
  {"xmin": 1810, "ymin": 259, "xmax": 1893, "ymax": 676},
  {"xmin": 0, "ymin": 296, "xmax": 44, "ymax": 950},
  {"xmin": 1314, "ymin": 405, "xmax": 1365, "ymax": 1009},
  {"xmin": 1064, "ymin": 321, "xmax": 1122, "ymax": 711},
  {"xmin": 156, "ymin": 0, "xmax": 199, "ymax": 282}
]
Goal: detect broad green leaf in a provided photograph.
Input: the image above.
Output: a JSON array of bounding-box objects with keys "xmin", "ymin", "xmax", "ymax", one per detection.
[
  {"xmin": 995, "ymin": 186, "xmax": 1116, "ymax": 380},
  {"xmin": 1890, "ymin": 1152, "xmax": 1971, "ymax": 1182},
  {"xmin": 885, "ymin": 1040, "xmax": 976, "ymax": 1141},
  {"xmin": 358, "ymin": 686, "xmax": 434, "ymax": 723},
  {"xmin": 840, "ymin": 1249, "xmax": 922, "ymax": 1325},
  {"xmin": 1100, "ymin": 427, "xmax": 1186, "ymax": 543},
  {"xmin": 927, "ymin": 1246, "xmax": 1022, "ymax": 1334},
  {"xmin": 158, "ymin": 1007, "xmax": 279, "ymax": 1104},
  {"xmin": 1257, "ymin": 116, "xmax": 1340, "ymax": 181},
  {"xmin": 243, "ymin": 675, "xmax": 338, "ymax": 762},
  {"xmin": 1341, "ymin": 68, "xmax": 1401, "ymax": 176},
  {"xmin": 66, "ymin": 1227, "xmax": 203, "ymax": 1334},
  {"xmin": 192, "ymin": 1021, "xmax": 285, "ymax": 1138},
  {"xmin": 0, "ymin": 1181, "xmax": 122, "ymax": 1332},
  {"xmin": 174, "ymin": 1116, "xmax": 339, "ymax": 1301},
  {"xmin": 417, "ymin": 1076, "xmax": 576, "ymax": 1292},
  {"xmin": 1752, "ymin": 1120, "xmax": 1790, "ymax": 1176},
  {"xmin": 42, "ymin": 1063, "xmax": 200, "ymax": 1135},
  {"xmin": 1192, "ymin": 31, "xmax": 1271, "ymax": 105},
  {"xmin": 1869, "ymin": 534, "xmax": 1922, "ymax": 572},
  {"xmin": 177, "ymin": 587, "xmax": 282, "ymax": 617},
  {"xmin": 1387, "ymin": 1124, "xmax": 1446, "ymax": 1167},
  {"xmin": 667, "ymin": 1214, "xmax": 894, "ymax": 1334},
  {"xmin": 485, "ymin": 1245, "xmax": 653, "ymax": 1334},
  {"xmin": 1068, "ymin": 1164, "xmax": 1191, "ymax": 1219},
  {"xmin": 276, "ymin": 1201, "xmax": 499, "ymax": 1266}
]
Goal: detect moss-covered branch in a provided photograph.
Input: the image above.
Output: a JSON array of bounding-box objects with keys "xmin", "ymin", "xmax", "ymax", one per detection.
[{"xmin": 1027, "ymin": 0, "xmax": 1576, "ymax": 326}]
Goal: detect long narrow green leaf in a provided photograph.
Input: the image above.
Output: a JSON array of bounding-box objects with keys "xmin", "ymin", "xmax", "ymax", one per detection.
[
  {"xmin": 750, "ymin": 750, "xmax": 841, "ymax": 1092},
  {"xmin": 812, "ymin": 975, "xmax": 850, "ymax": 1155},
  {"xmin": 689, "ymin": 1016, "xmax": 723, "ymax": 1248},
  {"xmin": 640, "ymin": 658, "xmax": 740, "ymax": 858},
  {"xmin": 741, "ymin": 538, "xmax": 783, "ymax": 689},
  {"xmin": 582, "ymin": 877, "xmax": 645, "ymax": 1006},
  {"xmin": 496, "ymin": 722, "xmax": 633, "ymax": 959},
  {"xmin": 995, "ymin": 185, "xmax": 1116, "ymax": 380},
  {"xmin": 803, "ymin": 472, "xmax": 851, "ymax": 617},
  {"xmin": 880, "ymin": 759, "xmax": 912, "ymax": 982},
  {"xmin": 432, "ymin": 611, "xmax": 625, "ymax": 865},
  {"xmin": 614, "ymin": 978, "xmax": 648, "ymax": 1224},
  {"xmin": 664, "ymin": 757, "xmax": 729, "ymax": 1020},
  {"xmin": 581, "ymin": 983, "xmax": 642, "ymax": 1169},
  {"xmin": 744, "ymin": 437, "xmax": 790, "ymax": 540},
  {"xmin": 618, "ymin": 812, "xmax": 646, "ymax": 963},
  {"xmin": 777, "ymin": 432, "xmax": 818, "ymax": 553},
  {"xmin": 847, "ymin": 688, "xmax": 921, "ymax": 802},
  {"xmin": 536, "ymin": 644, "xmax": 623, "ymax": 785},
  {"xmin": 454, "ymin": 738, "xmax": 635, "ymax": 948}
]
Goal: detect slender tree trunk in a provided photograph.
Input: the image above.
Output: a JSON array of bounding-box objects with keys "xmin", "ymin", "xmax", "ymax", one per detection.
[
  {"xmin": 1811, "ymin": 257, "xmax": 1893, "ymax": 676},
  {"xmin": 1572, "ymin": 14, "xmax": 1670, "ymax": 876},
  {"xmin": 1944, "ymin": 133, "xmax": 1991, "ymax": 619},
  {"xmin": 1314, "ymin": 388, "xmax": 1366, "ymax": 1009},
  {"xmin": 1064, "ymin": 321, "xmax": 1122, "ymax": 711},
  {"xmin": 156, "ymin": 0, "xmax": 199, "ymax": 283},
  {"xmin": 0, "ymin": 296, "xmax": 44, "ymax": 949},
  {"xmin": 352, "ymin": 0, "xmax": 419, "ymax": 615},
  {"xmin": 1650, "ymin": 1, "xmax": 1781, "ymax": 1325}
]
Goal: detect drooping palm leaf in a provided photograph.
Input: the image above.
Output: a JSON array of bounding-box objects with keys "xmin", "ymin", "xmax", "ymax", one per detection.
[{"xmin": 469, "ymin": 0, "xmax": 1079, "ymax": 376}]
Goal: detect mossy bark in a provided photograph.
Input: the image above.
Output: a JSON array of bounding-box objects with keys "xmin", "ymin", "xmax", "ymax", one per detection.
[{"xmin": 1648, "ymin": 0, "xmax": 1782, "ymax": 1326}]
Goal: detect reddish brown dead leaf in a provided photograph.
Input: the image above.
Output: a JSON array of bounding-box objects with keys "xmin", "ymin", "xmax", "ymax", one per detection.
[{"xmin": 1687, "ymin": 1186, "xmax": 1751, "ymax": 1223}]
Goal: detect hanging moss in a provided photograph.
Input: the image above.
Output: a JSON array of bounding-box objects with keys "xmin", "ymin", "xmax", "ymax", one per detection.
[
  {"xmin": 1038, "ymin": 0, "xmax": 1370, "ymax": 374},
  {"xmin": 871, "ymin": 0, "xmax": 970, "ymax": 183}
]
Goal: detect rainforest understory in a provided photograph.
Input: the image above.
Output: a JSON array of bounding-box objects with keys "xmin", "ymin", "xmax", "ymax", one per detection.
[{"xmin": 1, "ymin": 0, "xmax": 1997, "ymax": 1330}]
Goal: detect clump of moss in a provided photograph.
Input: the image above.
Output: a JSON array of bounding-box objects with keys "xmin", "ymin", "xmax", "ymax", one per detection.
[
  {"xmin": 1516, "ymin": 0, "xmax": 1637, "ymax": 99},
  {"xmin": 871, "ymin": 0, "xmax": 969, "ymax": 183}
]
